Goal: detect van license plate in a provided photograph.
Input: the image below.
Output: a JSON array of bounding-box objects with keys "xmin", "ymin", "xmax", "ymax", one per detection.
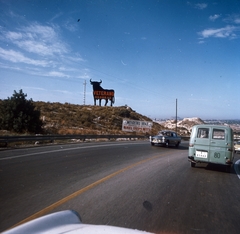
[{"xmin": 196, "ymin": 151, "xmax": 208, "ymax": 158}]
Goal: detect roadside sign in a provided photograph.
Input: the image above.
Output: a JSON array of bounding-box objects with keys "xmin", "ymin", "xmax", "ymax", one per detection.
[{"xmin": 122, "ymin": 119, "xmax": 153, "ymax": 132}]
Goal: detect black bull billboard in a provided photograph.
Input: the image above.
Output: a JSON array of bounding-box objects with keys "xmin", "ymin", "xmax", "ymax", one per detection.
[{"xmin": 90, "ymin": 79, "xmax": 115, "ymax": 106}]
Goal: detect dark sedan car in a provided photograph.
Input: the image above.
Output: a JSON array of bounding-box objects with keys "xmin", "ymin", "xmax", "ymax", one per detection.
[{"xmin": 150, "ymin": 130, "xmax": 181, "ymax": 147}]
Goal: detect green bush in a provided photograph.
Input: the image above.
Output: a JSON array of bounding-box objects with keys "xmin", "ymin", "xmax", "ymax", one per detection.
[{"xmin": 0, "ymin": 90, "xmax": 43, "ymax": 133}]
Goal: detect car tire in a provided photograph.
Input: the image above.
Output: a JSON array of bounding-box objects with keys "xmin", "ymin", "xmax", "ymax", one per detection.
[
  {"xmin": 175, "ymin": 142, "xmax": 179, "ymax": 147},
  {"xmin": 151, "ymin": 142, "xmax": 154, "ymax": 146},
  {"xmin": 165, "ymin": 141, "xmax": 169, "ymax": 147},
  {"xmin": 191, "ymin": 162, "xmax": 195, "ymax": 167}
]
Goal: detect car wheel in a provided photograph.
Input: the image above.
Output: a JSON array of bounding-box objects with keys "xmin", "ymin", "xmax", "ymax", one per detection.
[
  {"xmin": 191, "ymin": 162, "xmax": 195, "ymax": 167},
  {"xmin": 151, "ymin": 142, "xmax": 154, "ymax": 146},
  {"xmin": 175, "ymin": 142, "xmax": 179, "ymax": 147},
  {"xmin": 165, "ymin": 141, "xmax": 169, "ymax": 147}
]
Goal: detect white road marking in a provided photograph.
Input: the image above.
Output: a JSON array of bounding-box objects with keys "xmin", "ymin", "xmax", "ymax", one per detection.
[{"xmin": 0, "ymin": 142, "xmax": 146, "ymax": 160}]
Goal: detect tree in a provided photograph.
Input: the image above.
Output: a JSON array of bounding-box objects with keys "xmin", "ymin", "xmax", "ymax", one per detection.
[{"xmin": 0, "ymin": 90, "xmax": 43, "ymax": 133}]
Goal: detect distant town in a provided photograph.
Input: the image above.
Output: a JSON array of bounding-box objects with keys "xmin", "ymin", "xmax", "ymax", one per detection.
[
  {"xmin": 153, "ymin": 118, "xmax": 240, "ymax": 136},
  {"xmin": 156, "ymin": 118, "xmax": 240, "ymax": 127}
]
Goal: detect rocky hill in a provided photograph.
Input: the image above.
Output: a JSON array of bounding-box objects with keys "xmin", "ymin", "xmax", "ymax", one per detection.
[
  {"xmin": 159, "ymin": 117, "xmax": 240, "ymax": 135},
  {"xmin": 159, "ymin": 117, "xmax": 205, "ymax": 135},
  {"xmin": 34, "ymin": 102, "xmax": 210, "ymax": 136},
  {"xmin": 7, "ymin": 100, "xmax": 235, "ymax": 137},
  {"xmin": 33, "ymin": 102, "xmax": 164, "ymax": 136}
]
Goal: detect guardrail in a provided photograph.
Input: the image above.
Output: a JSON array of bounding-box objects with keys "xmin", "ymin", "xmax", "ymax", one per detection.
[
  {"xmin": 1, "ymin": 135, "xmax": 237, "ymax": 148},
  {"xmin": 0, "ymin": 134, "xmax": 191, "ymax": 146},
  {"xmin": 0, "ymin": 134, "xmax": 148, "ymax": 146}
]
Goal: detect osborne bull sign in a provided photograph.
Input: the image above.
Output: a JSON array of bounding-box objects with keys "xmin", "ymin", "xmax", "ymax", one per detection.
[
  {"xmin": 122, "ymin": 119, "xmax": 153, "ymax": 133},
  {"xmin": 90, "ymin": 79, "xmax": 115, "ymax": 106}
]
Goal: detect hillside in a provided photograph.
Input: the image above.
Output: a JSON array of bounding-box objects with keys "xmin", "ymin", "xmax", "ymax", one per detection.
[
  {"xmin": 0, "ymin": 101, "xmax": 208, "ymax": 136},
  {"xmin": 34, "ymin": 102, "xmax": 240, "ymax": 136},
  {"xmin": 34, "ymin": 102, "xmax": 209, "ymax": 136},
  {"xmin": 33, "ymin": 102, "xmax": 163, "ymax": 136},
  {"xmin": 159, "ymin": 117, "xmax": 205, "ymax": 135}
]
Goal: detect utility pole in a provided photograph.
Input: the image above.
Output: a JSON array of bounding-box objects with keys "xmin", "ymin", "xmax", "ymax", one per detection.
[
  {"xmin": 83, "ymin": 80, "xmax": 86, "ymax": 105},
  {"xmin": 176, "ymin": 98, "xmax": 178, "ymax": 134}
]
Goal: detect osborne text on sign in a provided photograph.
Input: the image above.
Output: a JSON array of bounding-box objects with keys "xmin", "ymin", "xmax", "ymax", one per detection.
[{"xmin": 122, "ymin": 119, "xmax": 153, "ymax": 132}]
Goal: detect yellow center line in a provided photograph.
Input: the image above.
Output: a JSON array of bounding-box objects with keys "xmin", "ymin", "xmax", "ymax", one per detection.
[{"xmin": 10, "ymin": 153, "xmax": 166, "ymax": 229}]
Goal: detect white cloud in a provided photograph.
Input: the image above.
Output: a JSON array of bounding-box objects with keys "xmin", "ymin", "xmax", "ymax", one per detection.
[
  {"xmin": 47, "ymin": 71, "xmax": 70, "ymax": 78},
  {"xmin": 187, "ymin": 2, "xmax": 207, "ymax": 10},
  {"xmin": 50, "ymin": 12, "xmax": 64, "ymax": 22},
  {"xmin": 0, "ymin": 47, "xmax": 49, "ymax": 66},
  {"xmin": 0, "ymin": 62, "xmax": 22, "ymax": 71},
  {"xmin": 198, "ymin": 25, "xmax": 239, "ymax": 39},
  {"xmin": 24, "ymin": 23, "xmax": 57, "ymax": 40},
  {"xmin": 63, "ymin": 19, "xmax": 78, "ymax": 32},
  {"xmin": 4, "ymin": 23, "xmax": 69, "ymax": 56},
  {"xmin": 21, "ymin": 86, "xmax": 48, "ymax": 92},
  {"xmin": 76, "ymin": 74, "xmax": 90, "ymax": 79},
  {"xmin": 0, "ymin": 20, "xmax": 87, "ymax": 80},
  {"xmin": 209, "ymin": 14, "xmax": 221, "ymax": 21},
  {"xmin": 224, "ymin": 14, "xmax": 240, "ymax": 24},
  {"xmin": 234, "ymin": 18, "xmax": 240, "ymax": 24},
  {"xmin": 52, "ymin": 89, "xmax": 72, "ymax": 94},
  {"xmin": 5, "ymin": 31, "xmax": 23, "ymax": 40},
  {"xmin": 66, "ymin": 55, "xmax": 85, "ymax": 63},
  {"xmin": 194, "ymin": 3, "xmax": 207, "ymax": 10}
]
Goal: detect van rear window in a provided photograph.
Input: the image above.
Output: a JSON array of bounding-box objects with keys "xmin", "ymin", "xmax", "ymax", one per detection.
[
  {"xmin": 197, "ymin": 128, "xmax": 209, "ymax": 138},
  {"xmin": 212, "ymin": 129, "xmax": 225, "ymax": 140}
]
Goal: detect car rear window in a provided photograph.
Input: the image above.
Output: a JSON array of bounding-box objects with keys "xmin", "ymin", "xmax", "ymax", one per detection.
[
  {"xmin": 212, "ymin": 129, "xmax": 225, "ymax": 140},
  {"xmin": 197, "ymin": 128, "xmax": 209, "ymax": 138}
]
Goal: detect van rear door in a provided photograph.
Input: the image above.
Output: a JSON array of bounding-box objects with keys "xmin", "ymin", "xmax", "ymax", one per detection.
[
  {"xmin": 209, "ymin": 128, "xmax": 226, "ymax": 164},
  {"xmin": 194, "ymin": 127, "xmax": 210, "ymax": 162}
]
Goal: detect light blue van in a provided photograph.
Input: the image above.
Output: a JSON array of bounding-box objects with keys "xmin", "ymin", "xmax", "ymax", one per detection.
[{"xmin": 188, "ymin": 125, "xmax": 234, "ymax": 170}]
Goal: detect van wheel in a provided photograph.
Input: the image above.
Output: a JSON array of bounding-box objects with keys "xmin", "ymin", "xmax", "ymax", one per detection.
[
  {"xmin": 191, "ymin": 162, "xmax": 195, "ymax": 167},
  {"xmin": 226, "ymin": 165, "xmax": 231, "ymax": 173}
]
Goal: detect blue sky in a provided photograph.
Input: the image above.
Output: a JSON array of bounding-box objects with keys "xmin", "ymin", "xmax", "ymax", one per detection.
[{"xmin": 0, "ymin": 0, "xmax": 239, "ymax": 120}]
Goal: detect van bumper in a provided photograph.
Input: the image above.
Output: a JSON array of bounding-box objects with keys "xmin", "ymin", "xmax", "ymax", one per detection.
[
  {"xmin": 188, "ymin": 156, "xmax": 196, "ymax": 164},
  {"xmin": 188, "ymin": 156, "xmax": 233, "ymax": 165}
]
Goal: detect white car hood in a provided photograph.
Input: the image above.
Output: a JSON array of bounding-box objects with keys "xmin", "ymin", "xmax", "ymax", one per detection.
[{"xmin": 3, "ymin": 210, "xmax": 153, "ymax": 234}]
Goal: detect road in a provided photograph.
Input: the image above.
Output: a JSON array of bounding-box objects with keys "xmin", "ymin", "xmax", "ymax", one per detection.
[{"xmin": 0, "ymin": 141, "xmax": 240, "ymax": 233}]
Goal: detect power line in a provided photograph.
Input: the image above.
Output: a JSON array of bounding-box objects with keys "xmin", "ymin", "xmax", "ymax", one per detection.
[{"xmin": 83, "ymin": 80, "xmax": 86, "ymax": 105}]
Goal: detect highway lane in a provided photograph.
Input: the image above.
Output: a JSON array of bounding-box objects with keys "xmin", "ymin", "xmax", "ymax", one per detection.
[{"xmin": 0, "ymin": 141, "xmax": 240, "ymax": 233}]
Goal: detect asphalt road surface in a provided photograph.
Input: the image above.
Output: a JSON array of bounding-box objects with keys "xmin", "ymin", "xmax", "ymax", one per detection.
[{"xmin": 1, "ymin": 140, "xmax": 240, "ymax": 233}]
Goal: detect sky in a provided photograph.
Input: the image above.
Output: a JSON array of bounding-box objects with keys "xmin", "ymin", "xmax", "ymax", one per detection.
[{"xmin": 0, "ymin": 0, "xmax": 240, "ymax": 120}]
